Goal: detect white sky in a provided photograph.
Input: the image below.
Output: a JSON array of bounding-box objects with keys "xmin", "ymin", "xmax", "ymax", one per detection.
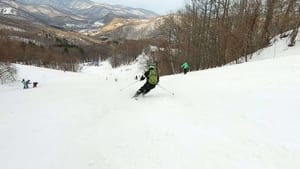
[{"xmin": 92, "ymin": 0, "xmax": 186, "ymax": 15}]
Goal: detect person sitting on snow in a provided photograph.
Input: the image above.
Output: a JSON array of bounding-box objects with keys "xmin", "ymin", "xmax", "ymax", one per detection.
[
  {"xmin": 33, "ymin": 82, "xmax": 38, "ymax": 88},
  {"xmin": 134, "ymin": 64, "xmax": 159, "ymax": 97}
]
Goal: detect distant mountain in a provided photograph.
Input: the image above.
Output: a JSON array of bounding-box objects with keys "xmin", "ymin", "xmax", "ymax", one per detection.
[
  {"xmin": 0, "ymin": 0, "xmax": 88, "ymax": 28},
  {"xmin": 0, "ymin": 0, "xmax": 162, "ymax": 41},
  {"xmin": 90, "ymin": 17, "xmax": 166, "ymax": 40},
  {"xmin": 7, "ymin": 0, "xmax": 158, "ymax": 30},
  {"xmin": 15, "ymin": 0, "xmax": 96, "ymax": 13}
]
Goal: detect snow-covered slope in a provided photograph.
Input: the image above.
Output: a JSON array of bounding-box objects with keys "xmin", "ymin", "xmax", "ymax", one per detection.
[{"xmin": 0, "ymin": 35, "xmax": 300, "ymax": 169}]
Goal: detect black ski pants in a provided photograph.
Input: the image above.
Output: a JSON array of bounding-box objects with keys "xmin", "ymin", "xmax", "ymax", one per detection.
[{"xmin": 138, "ymin": 82, "xmax": 156, "ymax": 95}]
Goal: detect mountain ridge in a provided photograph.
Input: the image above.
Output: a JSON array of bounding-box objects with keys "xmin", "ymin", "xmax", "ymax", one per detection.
[
  {"xmin": 15, "ymin": 0, "xmax": 158, "ymax": 20},
  {"xmin": 0, "ymin": 0, "xmax": 158, "ymax": 30}
]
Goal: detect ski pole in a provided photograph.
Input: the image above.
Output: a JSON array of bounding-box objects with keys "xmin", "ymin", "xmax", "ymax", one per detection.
[
  {"xmin": 157, "ymin": 84, "xmax": 175, "ymax": 96},
  {"xmin": 120, "ymin": 80, "xmax": 139, "ymax": 91}
]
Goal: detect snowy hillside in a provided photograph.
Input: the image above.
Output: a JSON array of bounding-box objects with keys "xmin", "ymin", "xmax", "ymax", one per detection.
[
  {"xmin": 1, "ymin": 0, "xmax": 158, "ymax": 31},
  {"xmin": 0, "ymin": 35, "xmax": 300, "ymax": 169},
  {"xmin": 14, "ymin": 0, "xmax": 158, "ymax": 21},
  {"xmin": 92, "ymin": 16, "xmax": 165, "ymax": 40}
]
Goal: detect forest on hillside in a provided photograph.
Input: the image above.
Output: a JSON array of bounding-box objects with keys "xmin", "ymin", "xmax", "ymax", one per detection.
[
  {"xmin": 0, "ymin": 28, "xmax": 110, "ymax": 72},
  {"xmin": 0, "ymin": 0, "xmax": 299, "ymax": 76},
  {"xmin": 150, "ymin": 0, "xmax": 300, "ymax": 75}
]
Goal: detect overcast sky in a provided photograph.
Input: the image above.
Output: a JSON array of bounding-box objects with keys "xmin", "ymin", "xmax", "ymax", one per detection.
[{"xmin": 92, "ymin": 0, "xmax": 186, "ymax": 15}]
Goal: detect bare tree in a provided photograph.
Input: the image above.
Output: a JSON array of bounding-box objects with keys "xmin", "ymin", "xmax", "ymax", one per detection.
[
  {"xmin": 288, "ymin": 0, "xmax": 300, "ymax": 46},
  {"xmin": 0, "ymin": 62, "xmax": 17, "ymax": 84},
  {"xmin": 159, "ymin": 14, "xmax": 181, "ymax": 73}
]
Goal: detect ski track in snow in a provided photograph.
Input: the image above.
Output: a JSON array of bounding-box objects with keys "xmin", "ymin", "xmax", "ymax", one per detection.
[{"xmin": 0, "ymin": 35, "xmax": 300, "ymax": 169}]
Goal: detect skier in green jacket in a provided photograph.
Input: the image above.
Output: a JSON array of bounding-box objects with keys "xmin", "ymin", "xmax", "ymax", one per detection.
[
  {"xmin": 181, "ymin": 62, "xmax": 189, "ymax": 74},
  {"xmin": 134, "ymin": 65, "xmax": 159, "ymax": 97}
]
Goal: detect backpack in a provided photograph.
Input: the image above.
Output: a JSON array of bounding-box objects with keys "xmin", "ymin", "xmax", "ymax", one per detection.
[{"xmin": 148, "ymin": 69, "xmax": 158, "ymax": 85}]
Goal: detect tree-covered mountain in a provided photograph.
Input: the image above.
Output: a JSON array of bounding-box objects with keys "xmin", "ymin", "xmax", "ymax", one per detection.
[{"xmin": 0, "ymin": 0, "xmax": 158, "ymax": 30}]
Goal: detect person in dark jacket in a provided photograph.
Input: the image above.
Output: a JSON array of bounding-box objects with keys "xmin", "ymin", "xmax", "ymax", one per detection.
[{"xmin": 134, "ymin": 65, "xmax": 159, "ymax": 97}]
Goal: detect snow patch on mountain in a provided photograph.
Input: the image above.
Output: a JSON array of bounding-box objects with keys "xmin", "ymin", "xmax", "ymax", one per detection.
[
  {"xmin": 23, "ymin": 5, "xmax": 65, "ymax": 17},
  {"xmin": 0, "ymin": 7, "xmax": 17, "ymax": 15}
]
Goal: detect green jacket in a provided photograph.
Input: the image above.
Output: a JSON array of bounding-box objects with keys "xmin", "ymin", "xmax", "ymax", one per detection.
[{"xmin": 181, "ymin": 62, "xmax": 189, "ymax": 69}]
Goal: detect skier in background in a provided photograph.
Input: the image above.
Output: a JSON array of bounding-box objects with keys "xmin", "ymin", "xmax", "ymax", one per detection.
[{"xmin": 181, "ymin": 62, "xmax": 190, "ymax": 74}]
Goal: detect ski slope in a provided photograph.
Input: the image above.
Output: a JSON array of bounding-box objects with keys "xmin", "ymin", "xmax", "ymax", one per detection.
[{"xmin": 0, "ymin": 35, "xmax": 300, "ymax": 169}]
